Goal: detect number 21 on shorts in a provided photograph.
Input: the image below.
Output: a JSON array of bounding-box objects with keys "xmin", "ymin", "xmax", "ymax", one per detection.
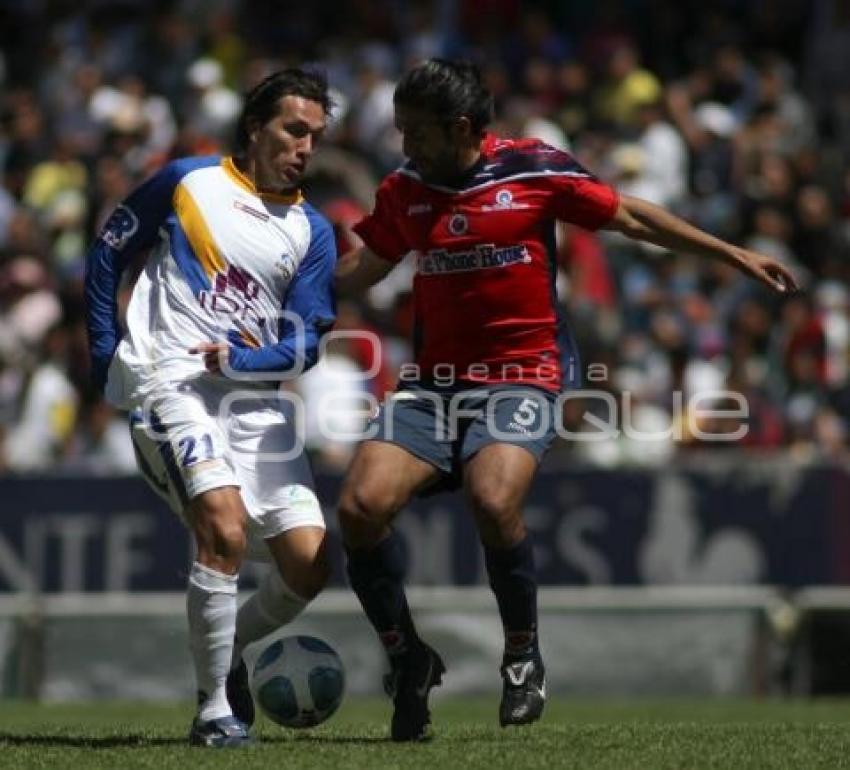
[{"xmin": 178, "ymin": 433, "xmax": 214, "ymax": 466}]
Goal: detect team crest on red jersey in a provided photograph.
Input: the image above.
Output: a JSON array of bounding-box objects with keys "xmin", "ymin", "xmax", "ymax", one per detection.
[
  {"xmin": 448, "ymin": 213, "xmax": 468, "ymax": 235},
  {"xmin": 495, "ymin": 188, "xmax": 512, "ymax": 207}
]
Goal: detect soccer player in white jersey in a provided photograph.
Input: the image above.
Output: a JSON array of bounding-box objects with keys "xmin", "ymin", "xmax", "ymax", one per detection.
[{"xmin": 85, "ymin": 69, "xmax": 337, "ymax": 747}]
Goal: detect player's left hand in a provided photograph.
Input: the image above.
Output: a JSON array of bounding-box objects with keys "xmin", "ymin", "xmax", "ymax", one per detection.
[
  {"xmin": 188, "ymin": 342, "xmax": 230, "ymax": 374},
  {"xmin": 736, "ymin": 251, "xmax": 799, "ymax": 294}
]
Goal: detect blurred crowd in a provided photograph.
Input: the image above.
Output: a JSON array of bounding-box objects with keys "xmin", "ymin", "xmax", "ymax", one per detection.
[{"xmin": 1, "ymin": 0, "xmax": 849, "ymax": 473}]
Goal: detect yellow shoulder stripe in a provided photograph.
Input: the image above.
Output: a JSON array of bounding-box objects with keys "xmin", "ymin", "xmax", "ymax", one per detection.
[{"xmin": 173, "ymin": 183, "xmax": 226, "ymax": 278}]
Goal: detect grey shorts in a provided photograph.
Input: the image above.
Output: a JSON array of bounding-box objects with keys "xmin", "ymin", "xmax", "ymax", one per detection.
[{"xmin": 366, "ymin": 383, "xmax": 558, "ymax": 491}]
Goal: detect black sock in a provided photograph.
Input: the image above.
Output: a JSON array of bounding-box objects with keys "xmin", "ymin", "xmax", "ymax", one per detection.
[
  {"xmin": 484, "ymin": 536, "xmax": 540, "ymax": 664},
  {"xmin": 346, "ymin": 530, "xmax": 420, "ymax": 659}
]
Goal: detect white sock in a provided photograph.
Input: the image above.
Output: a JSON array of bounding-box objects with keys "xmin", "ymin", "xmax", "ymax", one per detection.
[
  {"xmin": 231, "ymin": 568, "xmax": 308, "ymax": 669},
  {"xmin": 187, "ymin": 561, "xmax": 238, "ymax": 721}
]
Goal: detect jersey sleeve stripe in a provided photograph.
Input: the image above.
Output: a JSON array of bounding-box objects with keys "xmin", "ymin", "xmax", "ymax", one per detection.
[
  {"xmin": 173, "ymin": 182, "xmax": 227, "ymax": 279},
  {"xmin": 396, "ymin": 167, "xmax": 591, "ymax": 194},
  {"xmin": 239, "ymin": 328, "xmax": 261, "ymax": 348}
]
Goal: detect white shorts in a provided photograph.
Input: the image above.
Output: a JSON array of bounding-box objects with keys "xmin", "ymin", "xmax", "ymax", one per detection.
[{"xmin": 127, "ymin": 377, "xmax": 325, "ymax": 562}]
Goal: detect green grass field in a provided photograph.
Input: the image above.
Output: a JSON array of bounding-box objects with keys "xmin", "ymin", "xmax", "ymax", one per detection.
[{"xmin": 2, "ymin": 698, "xmax": 850, "ymax": 769}]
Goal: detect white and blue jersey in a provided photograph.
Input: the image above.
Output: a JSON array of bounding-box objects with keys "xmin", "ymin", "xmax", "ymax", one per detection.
[{"xmin": 85, "ymin": 155, "xmax": 337, "ymax": 407}]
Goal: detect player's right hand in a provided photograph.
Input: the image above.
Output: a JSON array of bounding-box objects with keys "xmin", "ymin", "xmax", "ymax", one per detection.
[
  {"xmin": 736, "ymin": 251, "xmax": 800, "ymax": 294},
  {"xmin": 189, "ymin": 342, "xmax": 230, "ymax": 374}
]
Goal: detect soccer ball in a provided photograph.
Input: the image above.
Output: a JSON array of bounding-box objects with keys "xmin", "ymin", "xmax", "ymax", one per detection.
[{"xmin": 250, "ymin": 635, "xmax": 345, "ymax": 728}]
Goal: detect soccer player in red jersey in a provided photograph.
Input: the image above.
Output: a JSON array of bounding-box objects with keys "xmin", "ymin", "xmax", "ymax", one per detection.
[{"xmin": 335, "ymin": 59, "xmax": 797, "ymax": 740}]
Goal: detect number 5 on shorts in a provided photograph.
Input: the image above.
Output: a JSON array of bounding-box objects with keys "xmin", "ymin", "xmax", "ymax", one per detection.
[{"xmin": 512, "ymin": 398, "xmax": 540, "ymax": 427}]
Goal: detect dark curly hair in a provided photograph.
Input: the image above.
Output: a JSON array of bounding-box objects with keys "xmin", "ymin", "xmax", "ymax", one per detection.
[
  {"xmin": 393, "ymin": 59, "xmax": 494, "ymax": 135},
  {"xmin": 235, "ymin": 68, "xmax": 333, "ymax": 151}
]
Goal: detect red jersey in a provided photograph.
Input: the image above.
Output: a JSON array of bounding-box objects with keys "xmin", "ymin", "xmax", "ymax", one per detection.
[{"xmin": 353, "ymin": 134, "xmax": 619, "ymax": 391}]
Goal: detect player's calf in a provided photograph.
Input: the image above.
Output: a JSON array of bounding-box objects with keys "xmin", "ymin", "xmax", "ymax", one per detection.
[{"xmin": 479, "ymin": 534, "xmax": 546, "ymax": 726}]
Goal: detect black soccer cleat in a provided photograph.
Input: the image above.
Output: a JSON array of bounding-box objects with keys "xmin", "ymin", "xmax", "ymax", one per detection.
[
  {"xmin": 383, "ymin": 642, "xmax": 446, "ymax": 742},
  {"xmin": 188, "ymin": 714, "xmax": 253, "ymax": 748},
  {"xmin": 499, "ymin": 657, "xmax": 546, "ymax": 727},
  {"xmin": 226, "ymin": 658, "xmax": 255, "ymax": 728}
]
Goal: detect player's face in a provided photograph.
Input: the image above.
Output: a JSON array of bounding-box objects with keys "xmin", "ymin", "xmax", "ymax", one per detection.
[
  {"xmin": 251, "ymin": 95, "xmax": 326, "ymax": 192},
  {"xmin": 394, "ymin": 105, "xmax": 462, "ymax": 183}
]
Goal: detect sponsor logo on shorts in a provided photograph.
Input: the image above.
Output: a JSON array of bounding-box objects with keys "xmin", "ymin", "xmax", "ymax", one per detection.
[
  {"xmin": 507, "ymin": 421, "xmax": 533, "ymax": 436},
  {"xmin": 283, "ymin": 484, "xmax": 320, "ymax": 514}
]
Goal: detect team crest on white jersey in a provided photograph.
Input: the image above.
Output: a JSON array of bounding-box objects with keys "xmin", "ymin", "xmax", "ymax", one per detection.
[{"xmin": 277, "ymin": 255, "xmax": 297, "ymax": 282}]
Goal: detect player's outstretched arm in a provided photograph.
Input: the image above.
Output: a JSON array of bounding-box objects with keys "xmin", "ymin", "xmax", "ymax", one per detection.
[
  {"xmin": 335, "ymin": 246, "xmax": 396, "ymax": 296},
  {"xmin": 603, "ymin": 194, "xmax": 799, "ymax": 294}
]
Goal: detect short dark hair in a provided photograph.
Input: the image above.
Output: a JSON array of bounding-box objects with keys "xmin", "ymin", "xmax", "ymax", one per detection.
[
  {"xmin": 235, "ymin": 68, "xmax": 333, "ymax": 151},
  {"xmin": 393, "ymin": 59, "xmax": 494, "ymax": 134}
]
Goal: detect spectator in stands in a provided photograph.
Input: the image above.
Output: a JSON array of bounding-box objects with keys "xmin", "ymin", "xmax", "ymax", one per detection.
[
  {"xmin": 4, "ymin": 321, "xmax": 77, "ymax": 471},
  {"xmin": 594, "ymin": 44, "xmax": 662, "ymax": 128},
  {"xmin": 0, "ymin": 1, "xmax": 848, "ymax": 469}
]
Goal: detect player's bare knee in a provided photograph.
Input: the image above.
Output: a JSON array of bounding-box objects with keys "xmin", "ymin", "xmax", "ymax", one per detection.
[
  {"xmin": 468, "ymin": 486, "xmax": 516, "ymax": 524},
  {"xmin": 195, "ymin": 516, "xmax": 247, "ymax": 569},
  {"xmin": 216, "ymin": 521, "xmax": 247, "ymax": 557},
  {"xmin": 279, "ymin": 538, "xmax": 330, "ymax": 599},
  {"xmin": 470, "ymin": 491, "xmax": 525, "ymax": 547},
  {"xmin": 338, "ymin": 485, "xmax": 397, "ymax": 545}
]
